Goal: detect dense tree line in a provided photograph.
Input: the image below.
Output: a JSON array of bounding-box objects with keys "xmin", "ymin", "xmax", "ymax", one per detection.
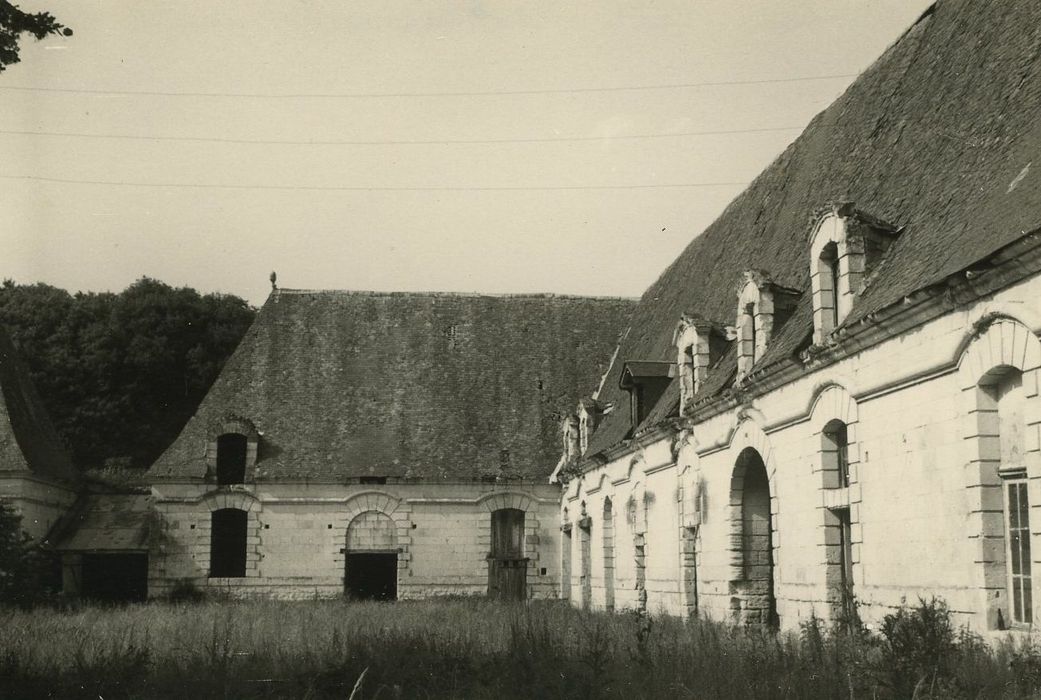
[{"xmin": 0, "ymin": 279, "xmax": 255, "ymax": 470}]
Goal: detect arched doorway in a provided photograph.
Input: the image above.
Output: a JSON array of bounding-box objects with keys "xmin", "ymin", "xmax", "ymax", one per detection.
[
  {"xmin": 730, "ymin": 447, "xmax": 777, "ymax": 627},
  {"xmin": 488, "ymin": 508, "xmax": 527, "ymax": 600},
  {"xmin": 345, "ymin": 511, "xmax": 398, "ymax": 601}
]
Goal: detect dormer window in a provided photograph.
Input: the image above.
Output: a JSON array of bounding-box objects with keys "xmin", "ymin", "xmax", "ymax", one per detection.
[
  {"xmin": 561, "ymin": 413, "xmax": 580, "ymax": 461},
  {"xmin": 576, "ymin": 400, "xmax": 602, "ymax": 456},
  {"xmin": 735, "ymin": 271, "xmax": 799, "ymax": 383},
  {"xmin": 216, "ymin": 433, "xmax": 248, "ymax": 485},
  {"xmin": 810, "ymin": 203, "xmax": 900, "ymax": 344},
  {"xmin": 619, "ymin": 361, "xmax": 672, "ymax": 438},
  {"xmin": 207, "ymin": 415, "xmax": 260, "ymax": 485},
  {"xmin": 674, "ymin": 315, "xmax": 728, "ymax": 415}
]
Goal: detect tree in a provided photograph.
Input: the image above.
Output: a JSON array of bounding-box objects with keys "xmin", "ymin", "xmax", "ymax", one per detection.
[
  {"xmin": 0, "ymin": 1, "xmax": 71, "ymax": 72},
  {"xmin": 0, "ymin": 278, "xmax": 256, "ymax": 470}
]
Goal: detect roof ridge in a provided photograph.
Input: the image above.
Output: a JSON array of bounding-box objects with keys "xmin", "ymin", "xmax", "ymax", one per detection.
[{"xmin": 275, "ymin": 288, "xmax": 639, "ymax": 302}]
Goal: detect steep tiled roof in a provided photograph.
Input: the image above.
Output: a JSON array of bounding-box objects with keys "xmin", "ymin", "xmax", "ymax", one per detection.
[
  {"xmin": 150, "ymin": 290, "xmax": 635, "ymax": 481},
  {"xmin": 587, "ymin": 0, "xmax": 1041, "ymax": 455},
  {"xmin": 0, "ymin": 325, "xmax": 77, "ymax": 482}
]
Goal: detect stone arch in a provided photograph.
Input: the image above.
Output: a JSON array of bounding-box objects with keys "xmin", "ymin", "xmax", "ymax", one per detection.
[
  {"xmin": 198, "ymin": 492, "xmax": 261, "ymax": 581},
  {"xmin": 201, "ymin": 490, "xmax": 261, "ymax": 513},
  {"xmin": 346, "ymin": 510, "xmax": 397, "ymax": 551},
  {"xmin": 809, "ymin": 383, "xmax": 861, "ymax": 619},
  {"xmin": 958, "ymin": 317, "xmax": 1041, "ymax": 629},
  {"xmin": 205, "ymin": 415, "xmax": 259, "ymax": 482},
  {"xmin": 336, "ymin": 492, "xmax": 412, "ymax": 589},
  {"xmin": 728, "ymin": 446, "xmax": 777, "ymax": 626},
  {"xmin": 480, "ymin": 491, "xmax": 543, "ymax": 601}
]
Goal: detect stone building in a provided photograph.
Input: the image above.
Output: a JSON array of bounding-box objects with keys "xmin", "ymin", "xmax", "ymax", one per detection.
[
  {"xmin": 54, "ymin": 289, "xmax": 632, "ymax": 601},
  {"xmin": 557, "ymin": 0, "xmax": 1041, "ymax": 633}
]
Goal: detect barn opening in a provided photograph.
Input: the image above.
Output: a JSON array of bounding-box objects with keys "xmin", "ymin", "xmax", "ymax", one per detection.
[
  {"xmin": 216, "ymin": 433, "xmax": 248, "ymax": 485},
  {"xmin": 82, "ymin": 553, "xmax": 148, "ymax": 603},
  {"xmin": 345, "ymin": 511, "xmax": 398, "ymax": 601},
  {"xmin": 488, "ymin": 507, "xmax": 527, "ymax": 600},
  {"xmin": 210, "ymin": 508, "xmax": 248, "ymax": 578}
]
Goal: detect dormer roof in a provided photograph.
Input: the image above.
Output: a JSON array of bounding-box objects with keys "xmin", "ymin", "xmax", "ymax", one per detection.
[{"xmin": 583, "ymin": 0, "xmax": 1041, "ymax": 458}]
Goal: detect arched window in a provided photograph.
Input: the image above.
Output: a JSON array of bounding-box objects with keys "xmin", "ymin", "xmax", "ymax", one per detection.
[
  {"xmin": 822, "ymin": 419, "xmax": 850, "ymax": 488},
  {"xmin": 210, "ymin": 508, "xmax": 247, "ymax": 578},
  {"xmin": 980, "ymin": 367, "xmax": 1031, "ymax": 626},
  {"xmin": 820, "ymin": 241, "xmax": 840, "ymax": 331},
  {"xmin": 216, "ymin": 433, "xmax": 247, "ymax": 485},
  {"xmin": 809, "ymin": 206, "xmax": 899, "ymax": 344}
]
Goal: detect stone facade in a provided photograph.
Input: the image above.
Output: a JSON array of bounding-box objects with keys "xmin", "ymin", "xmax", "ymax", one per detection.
[
  {"xmin": 148, "ymin": 481, "xmax": 560, "ymax": 599},
  {"xmin": 561, "ymin": 270, "xmax": 1041, "ymax": 633}
]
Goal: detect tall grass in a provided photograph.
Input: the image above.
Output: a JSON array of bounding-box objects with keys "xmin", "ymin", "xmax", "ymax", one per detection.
[{"xmin": 0, "ymin": 597, "xmax": 1037, "ymax": 698}]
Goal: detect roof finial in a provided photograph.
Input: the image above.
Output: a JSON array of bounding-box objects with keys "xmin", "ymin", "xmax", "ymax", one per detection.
[{"xmin": 270, "ymin": 271, "xmax": 278, "ymax": 290}]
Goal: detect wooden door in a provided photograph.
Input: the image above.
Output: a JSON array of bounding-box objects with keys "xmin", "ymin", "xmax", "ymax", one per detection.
[{"xmin": 488, "ymin": 508, "xmax": 528, "ymax": 600}]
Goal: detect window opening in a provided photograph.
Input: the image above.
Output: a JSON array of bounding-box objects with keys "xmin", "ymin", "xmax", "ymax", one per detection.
[
  {"xmin": 1006, "ymin": 479, "xmax": 1032, "ymax": 626},
  {"xmin": 216, "ymin": 433, "xmax": 247, "ymax": 485},
  {"xmin": 210, "ymin": 508, "xmax": 247, "ymax": 578}
]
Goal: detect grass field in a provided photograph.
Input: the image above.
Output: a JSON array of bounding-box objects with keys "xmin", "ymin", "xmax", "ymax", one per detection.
[{"xmin": 0, "ymin": 596, "xmax": 1039, "ymax": 699}]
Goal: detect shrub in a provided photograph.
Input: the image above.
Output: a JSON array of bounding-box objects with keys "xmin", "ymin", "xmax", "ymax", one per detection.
[{"xmin": 879, "ymin": 596, "xmax": 957, "ymax": 697}]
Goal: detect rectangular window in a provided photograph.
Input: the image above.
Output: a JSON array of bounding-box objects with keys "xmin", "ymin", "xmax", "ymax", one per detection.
[
  {"xmin": 838, "ymin": 509, "xmax": 853, "ymax": 593},
  {"xmin": 1006, "ymin": 479, "xmax": 1032, "ymax": 625}
]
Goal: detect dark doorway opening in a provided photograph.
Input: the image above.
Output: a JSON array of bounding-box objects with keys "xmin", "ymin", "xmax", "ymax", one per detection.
[
  {"xmin": 345, "ymin": 553, "xmax": 397, "ymax": 601},
  {"xmin": 210, "ymin": 508, "xmax": 247, "ymax": 578},
  {"xmin": 82, "ymin": 553, "xmax": 148, "ymax": 603}
]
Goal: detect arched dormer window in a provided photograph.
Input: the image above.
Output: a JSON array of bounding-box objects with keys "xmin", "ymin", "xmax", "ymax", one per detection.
[
  {"xmin": 216, "ymin": 434, "xmax": 247, "ymax": 485},
  {"xmin": 207, "ymin": 415, "xmax": 259, "ymax": 485},
  {"xmin": 810, "ymin": 204, "xmax": 900, "ymax": 344},
  {"xmin": 674, "ymin": 315, "xmax": 728, "ymax": 415},
  {"xmin": 735, "ymin": 271, "xmax": 799, "ymax": 383}
]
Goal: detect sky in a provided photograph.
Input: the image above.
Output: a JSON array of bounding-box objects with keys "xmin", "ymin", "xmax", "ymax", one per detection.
[{"xmin": 1, "ymin": 0, "xmax": 935, "ymax": 306}]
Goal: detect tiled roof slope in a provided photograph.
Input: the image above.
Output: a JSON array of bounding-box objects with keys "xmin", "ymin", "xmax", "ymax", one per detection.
[
  {"xmin": 150, "ymin": 290, "xmax": 635, "ymax": 481},
  {"xmin": 587, "ymin": 0, "xmax": 1041, "ymax": 455},
  {"xmin": 0, "ymin": 324, "xmax": 77, "ymax": 482}
]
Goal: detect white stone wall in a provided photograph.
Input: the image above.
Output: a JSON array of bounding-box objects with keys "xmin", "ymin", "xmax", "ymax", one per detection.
[
  {"xmin": 562, "ymin": 272, "xmax": 1041, "ymax": 633},
  {"xmin": 0, "ymin": 475, "xmax": 77, "ymax": 542},
  {"xmin": 149, "ymin": 481, "xmax": 559, "ymax": 600}
]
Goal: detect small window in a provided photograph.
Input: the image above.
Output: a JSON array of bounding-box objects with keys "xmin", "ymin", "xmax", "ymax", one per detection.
[
  {"xmin": 216, "ymin": 433, "xmax": 247, "ymax": 485},
  {"xmin": 360, "ymin": 476, "xmax": 387, "ymax": 485},
  {"xmin": 210, "ymin": 508, "xmax": 247, "ymax": 578}
]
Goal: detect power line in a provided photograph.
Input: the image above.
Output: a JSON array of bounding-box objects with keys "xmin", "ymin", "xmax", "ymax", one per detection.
[
  {"xmin": 0, "ymin": 72, "xmax": 858, "ymax": 99},
  {"xmin": 0, "ymin": 174, "xmax": 749, "ymax": 192},
  {"xmin": 0, "ymin": 125, "xmax": 804, "ymax": 146}
]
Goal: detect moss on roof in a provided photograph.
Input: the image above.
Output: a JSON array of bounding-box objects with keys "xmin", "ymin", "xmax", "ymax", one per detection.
[
  {"xmin": 588, "ymin": 0, "xmax": 1041, "ymax": 455},
  {"xmin": 150, "ymin": 290, "xmax": 635, "ymax": 481}
]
